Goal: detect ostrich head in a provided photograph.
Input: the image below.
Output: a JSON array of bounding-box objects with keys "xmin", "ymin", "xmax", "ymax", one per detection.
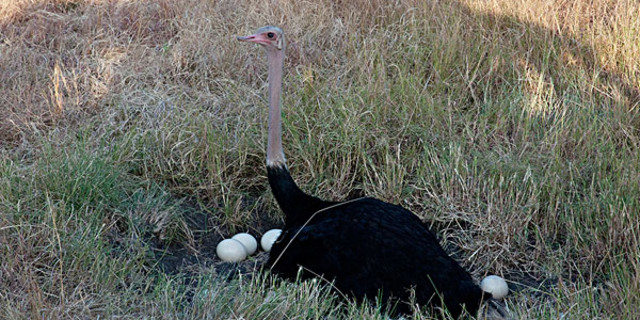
[{"xmin": 237, "ymin": 26, "xmax": 285, "ymax": 51}]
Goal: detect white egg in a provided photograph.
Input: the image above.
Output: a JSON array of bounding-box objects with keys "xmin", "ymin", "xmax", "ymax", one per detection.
[
  {"xmin": 232, "ymin": 233, "xmax": 258, "ymax": 255},
  {"xmin": 480, "ymin": 275, "xmax": 509, "ymax": 300},
  {"xmin": 260, "ymin": 229, "xmax": 282, "ymax": 252},
  {"xmin": 216, "ymin": 239, "xmax": 247, "ymax": 262}
]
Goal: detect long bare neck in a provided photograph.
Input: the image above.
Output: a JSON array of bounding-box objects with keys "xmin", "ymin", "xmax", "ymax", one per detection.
[
  {"xmin": 263, "ymin": 46, "xmax": 332, "ymax": 225},
  {"xmin": 267, "ymin": 48, "xmax": 286, "ymax": 167}
]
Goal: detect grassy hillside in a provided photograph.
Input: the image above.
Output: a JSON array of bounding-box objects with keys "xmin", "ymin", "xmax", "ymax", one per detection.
[{"xmin": 1, "ymin": 0, "xmax": 639, "ymax": 318}]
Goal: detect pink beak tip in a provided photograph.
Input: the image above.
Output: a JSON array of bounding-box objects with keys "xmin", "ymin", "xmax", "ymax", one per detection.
[{"xmin": 237, "ymin": 34, "xmax": 255, "ymax": 42}]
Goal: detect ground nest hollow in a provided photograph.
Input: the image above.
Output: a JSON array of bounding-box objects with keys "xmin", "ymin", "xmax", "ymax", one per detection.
[{"xmin": 124, "ymin": 196, "xmax": 561, "ymax": 318}]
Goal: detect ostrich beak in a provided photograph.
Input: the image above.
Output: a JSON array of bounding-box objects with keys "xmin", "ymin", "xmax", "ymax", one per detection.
[{"xmin": 237, "ymin": 33, "xmax": 269, "ymax": 46}]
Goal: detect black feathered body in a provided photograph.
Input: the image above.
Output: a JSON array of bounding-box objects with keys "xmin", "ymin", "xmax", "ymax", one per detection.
[{"xmin": 266, "ymin": 165, "xmax": 484, "ymax": 317}]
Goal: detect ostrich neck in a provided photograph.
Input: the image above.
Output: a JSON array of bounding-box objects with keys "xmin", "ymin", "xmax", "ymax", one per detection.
[
  {"xmin": 267, "ymin": 48, "xmax": 286, "ymax": 167},
  {"xmin": 264, "ymin": 46, "xmax": 332, "ymax": 225}
]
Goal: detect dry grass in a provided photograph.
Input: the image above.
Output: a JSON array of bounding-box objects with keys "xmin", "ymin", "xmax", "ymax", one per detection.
[{"xmin": 1, "ymin": 0, "xmax": 639, "ymax": 318}]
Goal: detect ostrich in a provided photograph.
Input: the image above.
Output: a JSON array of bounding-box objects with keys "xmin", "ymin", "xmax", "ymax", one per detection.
[{"xmin": 237, "ymin": 26, "xmax": 492, "ymax": 317}]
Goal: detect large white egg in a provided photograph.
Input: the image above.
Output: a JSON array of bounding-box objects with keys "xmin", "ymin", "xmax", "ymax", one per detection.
[
  {"xmin": 260, "ymin": 229, "xmax": 282, "ymax": 252},
  {"xmin": 480, "ymin": 275, "xmax": 509, "ymax": 300},
  {"xmin": 232, "ymin": 233, "xmax": 258, "ymax": 255},
  {"xmin": 216, "ymin": 239, "xmax": 248, "ymax": 262}
]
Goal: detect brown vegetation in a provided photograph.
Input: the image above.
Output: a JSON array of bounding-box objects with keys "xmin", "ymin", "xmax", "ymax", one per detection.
[{"xmin": 1, "ymin": 0, "xmax": 638, "ymax": 318}]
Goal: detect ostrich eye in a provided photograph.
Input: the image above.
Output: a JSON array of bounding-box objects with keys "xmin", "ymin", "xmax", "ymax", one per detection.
[{"xmin": 267, "ymin": 32, "xmax": 275, "ymax": 39}]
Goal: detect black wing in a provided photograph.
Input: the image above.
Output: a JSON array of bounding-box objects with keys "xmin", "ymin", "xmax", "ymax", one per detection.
[{"xmin": 268, "ymin": 198, "xmax": 483, "ymax": 316}]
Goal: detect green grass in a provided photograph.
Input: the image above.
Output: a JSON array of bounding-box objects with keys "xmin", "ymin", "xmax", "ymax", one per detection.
[{"xmin": 1, "ymin": 0, "xmax": 639, "ymax": 318}]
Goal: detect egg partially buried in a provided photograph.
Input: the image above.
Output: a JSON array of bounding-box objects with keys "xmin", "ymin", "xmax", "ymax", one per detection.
[
  {"xmin": 260, "ymin": 229, "xmax": 282, "ymax": 252},
  {"xmin": 232, "ymin": 233, "xmax": 258, "ymax": 255},
  {"xmin": 216, "ymin": 239, "xmax": 248, "ymax": 262},
  {"xmin": 480, "ymin": 275, "xmax": 509, "ymax": 300}
]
